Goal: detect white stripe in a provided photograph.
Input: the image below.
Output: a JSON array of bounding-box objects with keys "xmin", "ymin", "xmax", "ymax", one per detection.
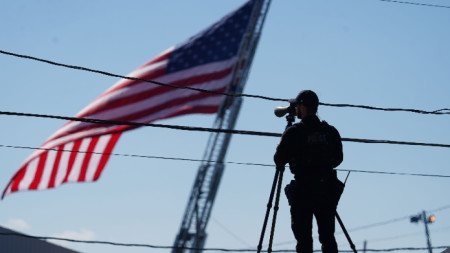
[
  {"xmin": 48, "ymin": 74, "xmax": 232, "ymax": 141},
  {"xmin": 109, "ymin": 59, "xmax": 170, "ymax": 89},
  {"xmin": 18, "ymin": 158, "xmax": 39, "ymax": 191},
  {"xmin": 99, "ymin": 46, "xmax": 174, "ymax": 94},
  {"xmin": 133, "ymin": 95, "xmax": 223, "ymax": 123},
  {"xmin": 36, "ymin": 127, "xmax": 117, "ymax": 158},
  {"xmin": 4, "ymin": 184, "xmax": 12, "ymax": 197},
  {"xmin": 156, "ymin": 56, "xmax": 236, "ymax": 84},
  {"xmin": 34, "ymin": 90, "xmax": 224, "ymax": 156},
  {"xmin": 109, "ymin": 45, "xmax": 174, "ymax": 90},
  {"xmin": 38, "ymin": 149, "xmax": 57, "ymax": 190},
  {"xmin": 76, "ymin": 56, "xmax": 235, "ymax": 119},
  {"xmin": 68, "ymin": 138, "xmax": 91, "ymax": 182},
  {"xmin": 77, "ymin": 59, "xmax": 169, "ymax": 117},
  {"xmin": 54, "ymin": 142, "xmax": 74, "ymax": 187},
  {"xmin": 85, "ymin": 134, "xmax": 111, "ymax": 182},
  {"xmin": 47, "ymin": 57, "xmax": 236, "ymax": 142},
  {"xmin": 82, "ymin": 76, "xmax": 231, "ymax": 122}
]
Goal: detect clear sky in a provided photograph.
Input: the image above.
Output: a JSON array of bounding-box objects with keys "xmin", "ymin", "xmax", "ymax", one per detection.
[{"xmin": 1, "ymin": 1, "xmax": 450, "ymax": 253}]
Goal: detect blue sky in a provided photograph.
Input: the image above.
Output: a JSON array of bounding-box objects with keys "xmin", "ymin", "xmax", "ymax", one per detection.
[{"xmin": 1, "ymin": 1, "xmax": 450, "ymax": 253}]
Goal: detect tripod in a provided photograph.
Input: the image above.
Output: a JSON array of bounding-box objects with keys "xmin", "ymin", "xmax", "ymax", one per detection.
[
  {"xmin": 256, "ymin": 114, "xmax": 294, "ymax": 253},
  {"xmin": 257, "ymin": 114, "xmax": 357, "ymax": 253}
]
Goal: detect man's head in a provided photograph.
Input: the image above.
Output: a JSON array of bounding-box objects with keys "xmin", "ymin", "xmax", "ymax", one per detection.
[{"xmin": 289, "ymin": 90, "xmax": 319, "ymax": 119}]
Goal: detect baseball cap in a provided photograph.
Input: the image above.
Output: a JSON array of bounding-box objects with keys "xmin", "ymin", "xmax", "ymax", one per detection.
[{"xmin": 289, "ymin": 90, "xmax": 319, "ymax": 107}]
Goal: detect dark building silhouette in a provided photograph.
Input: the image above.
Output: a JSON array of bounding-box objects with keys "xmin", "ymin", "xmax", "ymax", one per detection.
[{"xmin": 0, "ymin": 226, "xmax": 79, "ymax": 253}]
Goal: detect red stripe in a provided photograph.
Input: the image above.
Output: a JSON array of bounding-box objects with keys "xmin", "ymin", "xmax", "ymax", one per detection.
[
  {"xmin": 100, "ymin": 50, "xmax": 171, "ymax": 96},
  {"xmin": 46, "ymin": 70, "xmax": 232, "ymax": 143},
  {"xmin": 101, "ymin": 50, "xmax": 172, "ymax": 97},
  {"xmin": 48, "ymin": 145, "xmax": 64, "ymax": 188},
  {"xmin": 62, "ymin": 139, "xmax": 83, "ymax": 183},
  {"xmin": 45, "ymin": 86, "xmax": 227, "ymax": 142},
  {"xmin": 93, "ymin": 133, "xmax": 121, "ymax": 181},
  {"xmin": 50, "ymin": 100, "xmax": 223, "ymax": 145},
  {"xmin": 78, "ymin": 136, "xmax": 100, "ymax": 182},
  {"xmin": 45, "ymin": 65, "xmax": 233, "ymax": 145},
  {"xmin": 8, "ymin": 164, "xmax": 28, "ymax": 194},
  {"xmin": 143, "ymin": 50, "xmax": 171, "ymax": 65},
  {"xmin": 155, "ymin": 105, "xmax": 220, "ymax": 121},
  {"xmin": 102, "ymin": 86, "xmax": 227, "ymax": 124},
  {"xmin": 29, "ymin": 152, "xmax": 48, "ymax": 190},
  {"xmin": 79, "ymin": 66, "xmax": 233, "ymax": 119},
  {"xmin": 100, "ymin": 67, "xmax": 167, "ymax": 98}
]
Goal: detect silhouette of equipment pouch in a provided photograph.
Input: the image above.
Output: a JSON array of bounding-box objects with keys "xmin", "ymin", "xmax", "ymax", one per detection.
[
  {"xmin": 284, "ymin": 177, "xmax": 345, "ymax": 206},
  {"xmin": 284, "ymin": 180, "xmax": 297, "ymax": 206}
]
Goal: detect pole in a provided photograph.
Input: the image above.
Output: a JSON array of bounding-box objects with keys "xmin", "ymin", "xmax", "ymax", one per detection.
[
  {"xmin": 422, "ymin": 210, "xmax": 433, "ymax": 253},
  {"xmin": 172, "ymin": 1, "xmax": 272, "ymax": 252},
  {"xmin": 336, "ymin": 212, "xmax": 357, "ymax": 253},
  {"xmin": 337, "ymin": 172, "xmax": 358, "ymax": 253}
]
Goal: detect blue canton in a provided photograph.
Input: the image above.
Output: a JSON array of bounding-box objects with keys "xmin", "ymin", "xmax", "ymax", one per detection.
[{"xmin": 167, "ymin": 1, "xmax": 254, "ymax": 74}]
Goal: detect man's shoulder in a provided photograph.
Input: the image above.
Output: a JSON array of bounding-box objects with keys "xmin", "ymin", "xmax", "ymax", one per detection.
[
  {"xmin": 320, "ymin": 121, "xmax": 342, "ymax": 140},
  {"xmin": 283, "ymin": 123, "xmax": 305, "ymax": 136},
  {"xmin": 321, "ymin": 120, "xmax": 338, "ymax": 130}
]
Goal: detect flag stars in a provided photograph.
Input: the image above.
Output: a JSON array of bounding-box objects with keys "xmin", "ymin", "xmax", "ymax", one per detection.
[{"xmin": 166, "ymin": 1, "xmax": 252, "ymax": 73}]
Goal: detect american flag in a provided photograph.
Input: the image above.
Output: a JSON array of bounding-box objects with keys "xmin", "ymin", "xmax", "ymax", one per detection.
[{"xmin": 2, "ymin": 1, "xmax": 256, "ymax": 199}]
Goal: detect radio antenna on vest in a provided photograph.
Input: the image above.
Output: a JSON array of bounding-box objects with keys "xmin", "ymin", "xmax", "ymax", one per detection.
[{"xmin": 344, "ymin": 171, "xmax": 351, "ymax": 185}]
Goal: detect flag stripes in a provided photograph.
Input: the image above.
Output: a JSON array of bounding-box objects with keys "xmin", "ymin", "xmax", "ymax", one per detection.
[{"xmin": 3, "ymin": 133, "xmax": 121, "ymax": 197}]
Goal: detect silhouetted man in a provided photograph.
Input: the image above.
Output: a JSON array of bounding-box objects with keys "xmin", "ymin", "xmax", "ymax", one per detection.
[{"xmin": 274, "ymin": 90, "xmax": 343, "ymax": 253}]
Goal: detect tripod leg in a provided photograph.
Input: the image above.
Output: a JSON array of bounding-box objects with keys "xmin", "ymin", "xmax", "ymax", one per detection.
[
  {"xmin": 257, "ymin": 169, "xmax": 280, "ymax": 253},
  {"xmin": 336, "ymin": 212, "xmax": 357, "ymax": 253},
  {"xmin": 267, "ymin": 169, "xmax": 285, "ymax": 253}
]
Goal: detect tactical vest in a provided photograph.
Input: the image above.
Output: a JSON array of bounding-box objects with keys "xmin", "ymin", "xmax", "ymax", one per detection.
[{"xmin": 293, "ymin": 121, "xmax": 334, "ymax": 176}]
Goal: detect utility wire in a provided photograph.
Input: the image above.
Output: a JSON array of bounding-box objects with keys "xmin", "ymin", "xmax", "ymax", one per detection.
[
  {"xmin": 2, "ymin": 110, "xmax": 450, "ymax": 148},
  {"xmin": 1, "ymin": 49, "xmax": 449, "ymax": 116},
  {"xmin": 363, "ymin": 225, "xmax": 450, "ymax": 243},
  {"xmin": 272, "ymin": 204, "xmax": 450, "ymax": 248},
  {"xmin": 0, "ymin": 232, "xmax": 448, "ymax": 252},
  {"xmin": 379, "ymin": 0, "xmax": 450, "ymax": 9},
  {"xmin": 320, "ymin": 102, "xmax": 450, "ymax": 115},
  {"xmin": 347, "ymin": 204, "xmax": 450, "ymax": 233},
  {"xmin": 2, "ymin": 144, "xmax": 450, "ymax": 178},
  {"xmin": 212, "ymin": 217, "xmax": 253, "ymax": 248},
  {"xmin": 0, "ymin": 49, "xmax": 284, "ymax": 102}
]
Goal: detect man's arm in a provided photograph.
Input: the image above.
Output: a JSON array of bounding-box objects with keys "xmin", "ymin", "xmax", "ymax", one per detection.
[
  {"xmin": 329, "ymin": 126, "xmax": 343, "ymax": 168},
  {"xmin": 273, "ymin": 126, "xmax": 297, "ymax": 168}
]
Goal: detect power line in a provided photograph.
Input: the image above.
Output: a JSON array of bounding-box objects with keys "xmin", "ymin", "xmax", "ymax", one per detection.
[
  {"xmin": 0, "ymin": 49, "xmax": 285, "ymax": 102},
  {"xmin": 0, "ymin": 232, "xmax": 448, "ymax": 252},
  {"xmin": 1, "ymin": 49, "xmax": 449, "ymax": 116},
  {"xmin": 320, "ymin": 102, "xmax": 450, "ymax": 115},
  {"xmin": 272, "ymin": 204, "xmax": 450, "ymax": 248},
  {"xmin": 2, "ymin": 110, "xmax": 450, "ymax": 148},
  {"xmin": 212, "ymin": 217, "xmax": 253, "ymax": 248},
  {"xmin": 379, "ymin": 0, "xmax": 450, "ymax": 9},
  {"xmin": 337, "ymin": 169, "xmax": 450, "ymax": 178},
  {"xmin": 347, "ymin": 204, "xmax": 450, "ymax": 233},
  {"xmin": 2, "ymin": 144, "xmax": 450, "ymax": 178}
]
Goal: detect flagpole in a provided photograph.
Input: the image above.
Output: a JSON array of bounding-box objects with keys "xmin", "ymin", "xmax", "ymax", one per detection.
[{"xmin": 171, "ymin": 1, "xmax": 272, "ymax": 253}]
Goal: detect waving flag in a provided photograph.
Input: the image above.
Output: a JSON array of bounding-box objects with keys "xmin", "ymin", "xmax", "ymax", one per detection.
[{"xmin": 2, "ymin": 1, "xmax": 256, "ymax": 199}]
